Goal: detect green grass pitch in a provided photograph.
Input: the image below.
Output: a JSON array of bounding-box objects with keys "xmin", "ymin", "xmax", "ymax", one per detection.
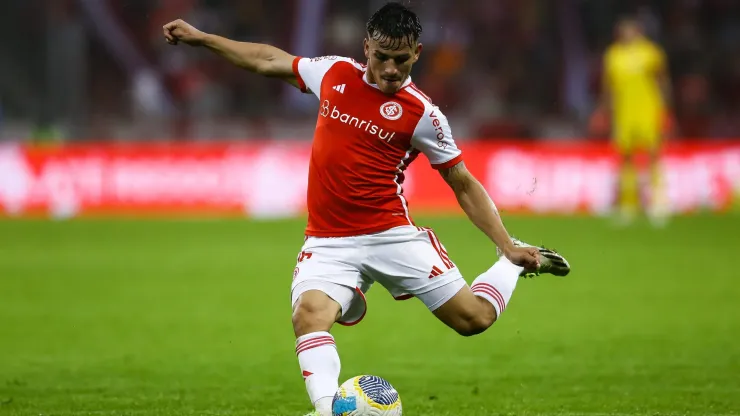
[{"xmin": 0, "ymin": 215, "xmax": 738, "ymax": 416}]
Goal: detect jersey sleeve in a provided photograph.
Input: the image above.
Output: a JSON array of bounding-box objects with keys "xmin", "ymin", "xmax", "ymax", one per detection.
[
  {"xmin": 410, "ymin": 106, "xmax": 463, "ymax": 169},
  {"xmin": 292, "ymin": 56, "xmax": 357, "ymax": 97}
]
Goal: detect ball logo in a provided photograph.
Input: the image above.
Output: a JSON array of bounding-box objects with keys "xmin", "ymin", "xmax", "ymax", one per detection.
[{"xmin": 380, "ymin": 102, "xmax": 403, "ymax": 120}]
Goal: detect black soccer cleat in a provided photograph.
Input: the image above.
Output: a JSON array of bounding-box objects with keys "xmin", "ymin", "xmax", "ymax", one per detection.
[{"xmin": 499, "ymin": 237, "xmax": 571, "ymax": 278}]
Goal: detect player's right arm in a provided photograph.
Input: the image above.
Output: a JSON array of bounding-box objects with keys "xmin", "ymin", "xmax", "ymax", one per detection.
[{"xmin": 162, "ymin": 19, "xmax": 300, "ymax": 89}]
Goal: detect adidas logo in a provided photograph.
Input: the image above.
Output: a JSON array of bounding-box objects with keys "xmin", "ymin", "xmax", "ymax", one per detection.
[
  {"xmin": 332, "ymin": 84, "xmax": 346, "ymax": 94},
  {"xmin": 428, "ymin": 265, "xmax": 444, "ymax": 279}
]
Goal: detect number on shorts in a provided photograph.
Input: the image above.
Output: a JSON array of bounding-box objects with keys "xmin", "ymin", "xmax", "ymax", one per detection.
[{"xmin": 297, "ymin": 251, "xmax": 313, "ymax": 264}]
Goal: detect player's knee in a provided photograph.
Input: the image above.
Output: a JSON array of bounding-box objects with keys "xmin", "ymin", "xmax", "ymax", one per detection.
[
  {"xmin": 292, "ymin": 303, "xmax": 335, "ymax": 336},
  {"xmin": 453, "ymin": 305, "xmax": 496, "ymax": 337},
  {"xmin": 291, "ymin": 292, "xmax": 340, "ymax": 336},
  {"xmin": 454, "ymin": 315, "xmax": 494, "ymax": 337}
]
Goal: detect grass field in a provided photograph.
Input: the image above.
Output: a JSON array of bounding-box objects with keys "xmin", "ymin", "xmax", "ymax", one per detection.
[{"xmin": 0, "ymin": 215, "xmax": 739, "ymax": 416}]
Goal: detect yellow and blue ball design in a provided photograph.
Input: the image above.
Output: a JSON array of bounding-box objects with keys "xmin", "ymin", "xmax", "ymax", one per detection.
[{"xmin": 332, "ymin": 375, "xmax": 402, "ymax": 416}]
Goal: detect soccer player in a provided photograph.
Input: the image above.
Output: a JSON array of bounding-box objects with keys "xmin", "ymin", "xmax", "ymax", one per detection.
[
  {"xmin": 163, "ymin": 3, "xmax": 571, "ymax": 415},
  {"xmin": 601, "ymin": 17, "xmax": 672, "ymax": 226}
]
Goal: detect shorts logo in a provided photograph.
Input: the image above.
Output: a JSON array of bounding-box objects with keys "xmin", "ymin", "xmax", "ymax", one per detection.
[{"xmin": 380, "ymin": 102, "xmax": 403, "ymax": 120}]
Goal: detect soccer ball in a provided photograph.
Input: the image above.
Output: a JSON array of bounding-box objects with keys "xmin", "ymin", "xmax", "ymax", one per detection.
[{"xmin": 332, "ymin": 375, "xmax": 402, "ymax": 416}]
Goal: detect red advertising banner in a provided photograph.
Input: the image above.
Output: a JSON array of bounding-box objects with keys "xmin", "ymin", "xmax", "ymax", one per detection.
[{"xmin": 0, "ymin": 141, "xmax": 738, "ymax": 218}]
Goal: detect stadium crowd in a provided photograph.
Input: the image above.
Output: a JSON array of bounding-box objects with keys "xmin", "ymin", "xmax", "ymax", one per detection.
[{"xmin": 1, "ymin": 0, "xmax": 739, "ymax": 140}]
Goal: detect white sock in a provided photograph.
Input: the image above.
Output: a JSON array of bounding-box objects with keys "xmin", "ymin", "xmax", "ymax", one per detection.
[
  {"xmin": 296, "ymin": 331, "xmax": 340, "ymax": 414},
  {"xmin": 470, "ymin": 256, "xmax": 524, "ymax": 318}
]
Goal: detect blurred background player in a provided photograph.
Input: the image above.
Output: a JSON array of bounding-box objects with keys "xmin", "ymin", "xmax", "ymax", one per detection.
[{"xmin": 599, "ymin": 17, "xmax": 673, "ymax": 226}]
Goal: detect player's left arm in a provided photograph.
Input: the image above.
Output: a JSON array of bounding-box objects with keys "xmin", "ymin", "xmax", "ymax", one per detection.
[
  {"xmin": 411, "ymin": 107, "xmax": 539, "ymax": 269},
  {"xmin": 439, "ymin": 162, "xmax": 514, "ymax": 254}
]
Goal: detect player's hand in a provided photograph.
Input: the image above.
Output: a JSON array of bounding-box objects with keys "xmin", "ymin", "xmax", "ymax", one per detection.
[
  {"xmin": 503, "ymin": 246, "xmax": 540, "ymax": 271},
  {"xmin": 163, "ymin": 19, "xmax": 206, "ymax": 46}
]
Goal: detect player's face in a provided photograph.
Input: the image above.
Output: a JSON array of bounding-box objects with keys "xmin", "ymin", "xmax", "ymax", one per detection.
[
  {"xmin": 364, "ymin": 37, "xmax": 422, "ymax": 95},
  {"xmin": 617, "ymin": 22, "xmax": 641, "ymax": 43}
]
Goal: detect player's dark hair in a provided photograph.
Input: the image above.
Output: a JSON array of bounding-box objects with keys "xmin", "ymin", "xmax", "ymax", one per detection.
[{"xmin": 366, "ymin": 2, "xmax": 422, "ymax": 50}]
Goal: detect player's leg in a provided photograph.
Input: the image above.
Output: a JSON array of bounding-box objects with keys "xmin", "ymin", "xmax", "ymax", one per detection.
[
  {"xmin": 292, "ymin": 289, "xmax": 342, "ymax": 336},
  {"xmin": 291, "ymin": 286, "xmax": 347, "ymax": 416},
  {"xmin": 291, "ymin": 238, "xmax": 368, "ymax": 416},
  {"xmin": 362, "ymin": 226, "xmax": 569, "ymax": 336},
  {"xmin": 431, "ymin": 255, "xmax": 522, "ymax": 336},
  {"xmin": 639, "ymin": 113, "xmax": 669, "ymax": 226},
  {"xmin": 614, "ymin": 120, "xmax": 639, "ymax": 223},
  {"xmin": 646, "ymin": 150, "xmax": 668, "ymax": 226},
  {"xmin": 433, "ymin": 238, "xmax": 570, "ymax": 335},
  {"xmin": 619, "ymin": 153, "xmax": 639, "ymax": 216}
]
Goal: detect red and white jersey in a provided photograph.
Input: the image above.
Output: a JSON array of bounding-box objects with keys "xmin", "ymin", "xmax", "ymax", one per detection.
[{"xmin": 292, "ymin": 55, "xmax": 463, "ymax": 237}]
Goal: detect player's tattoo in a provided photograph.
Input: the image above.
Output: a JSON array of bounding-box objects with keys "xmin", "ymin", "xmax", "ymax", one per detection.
[
  {"xmin": 439, "ymin": 161, "xmax": 471, "ymax": 193},
  {"xmin": 440, "ymin": 161, "xmax": 501, "ymax": 216}
]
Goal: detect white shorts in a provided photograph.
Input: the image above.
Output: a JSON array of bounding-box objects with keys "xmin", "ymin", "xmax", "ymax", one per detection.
[{"xmin": 290, "ymin": 225, "xmax": 466, "ymax": 326}]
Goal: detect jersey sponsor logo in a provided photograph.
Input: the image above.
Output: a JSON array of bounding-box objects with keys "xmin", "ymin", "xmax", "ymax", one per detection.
[
  {"xmin": 310, "ymin": 55, "xmax": 338, "ymax": 62},
  {"xmin": 332, "ymin": 84, "xmax": 346, "ymax": 94},
  {"xmin": 429, "ymin": 109, "xmax": 449, "ymax": 149},
  {"xmin": 380, "ymin": 101, "xmax": 403, "ymax": 120},
  {"xmin": 320, "ymin": 100, "xmax": 397, "ymax": 142}
]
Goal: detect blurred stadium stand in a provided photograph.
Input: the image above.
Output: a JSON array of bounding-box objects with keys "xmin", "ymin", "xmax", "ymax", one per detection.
[{"xmin": 1, "ymin": 0, "xmax": 739, "ymax": 142}]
